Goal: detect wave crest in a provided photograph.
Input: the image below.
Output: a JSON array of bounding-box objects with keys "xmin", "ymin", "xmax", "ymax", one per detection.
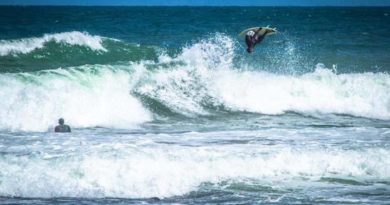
[{"xmin": 0, "ymin": 31, "xmax": 107, "ymax": 56}]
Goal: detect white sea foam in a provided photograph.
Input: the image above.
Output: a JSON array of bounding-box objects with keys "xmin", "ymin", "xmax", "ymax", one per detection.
[
  {"xmin": 0, "ymin": 31, "xmax": 107, "ymax": 56},
  {"xmin": 210, "ymin": 66, "xmax": 390, "ymax": 119},
  {"xmin": 0, "ymin": 140, "xmax": 388, "ymax": 198},
  {"xmin": 0, "ymin": 65, "xmax": 151, "ymax": 131}
]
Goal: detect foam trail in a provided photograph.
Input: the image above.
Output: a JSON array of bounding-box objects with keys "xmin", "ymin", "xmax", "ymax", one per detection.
[
  {"xmin": 0, "ymin": 65, "xmax": 151, "ymax": 131},
  {"xmin": 0, "ymin": 31, "xmax": 107, "ymax": 56}
]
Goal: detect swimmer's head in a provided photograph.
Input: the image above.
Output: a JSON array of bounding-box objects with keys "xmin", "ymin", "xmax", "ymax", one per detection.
[{"xmin": 58, "ymin": 118, "xmax": 64, "ymax": 125}]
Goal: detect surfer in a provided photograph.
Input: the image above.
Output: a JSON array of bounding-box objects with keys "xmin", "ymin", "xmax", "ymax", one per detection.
[
  {"xmin": 245, "ymin": 28, "xmax": 270, "ymax": 53},
  {"xmin": 55, "ymin": 118, "xmax": 71, "ymax": 133}
]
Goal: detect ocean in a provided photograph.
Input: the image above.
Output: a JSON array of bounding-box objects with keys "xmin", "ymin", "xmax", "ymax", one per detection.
[{"xmin": 0, "ymin": 6, "xmax": 389, "ymax": 204}]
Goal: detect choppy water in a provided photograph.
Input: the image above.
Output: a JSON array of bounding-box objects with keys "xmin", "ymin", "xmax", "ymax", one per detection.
[{"xmin": 0, "ymin": 6, "xmax": 389, "ymax": 205}]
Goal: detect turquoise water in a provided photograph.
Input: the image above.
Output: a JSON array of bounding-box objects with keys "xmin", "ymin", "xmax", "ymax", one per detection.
[{"xmin": 0, "ymin": 6, "xmax": 389, "ymax": 204}]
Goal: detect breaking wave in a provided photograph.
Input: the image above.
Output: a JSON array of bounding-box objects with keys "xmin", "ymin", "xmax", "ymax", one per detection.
[{"xmin": 0, "ymin": 33, "xmax": 389, "ymax": 131}]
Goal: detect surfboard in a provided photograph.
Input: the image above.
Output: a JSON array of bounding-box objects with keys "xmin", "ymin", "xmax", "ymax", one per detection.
[{"xmin": 239, "ymin": 26, "xmax": 277, "ymax": 37}]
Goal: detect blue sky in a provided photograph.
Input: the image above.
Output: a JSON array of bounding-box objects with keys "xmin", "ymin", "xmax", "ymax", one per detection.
[{"xmin": 1, "ymin": 0, "xmax": 390, "ymax": 6}]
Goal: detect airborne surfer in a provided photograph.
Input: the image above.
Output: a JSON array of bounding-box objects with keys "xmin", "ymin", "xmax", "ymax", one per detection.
[{"xmin": 241, "ymin": 27, "xmax": 277, "ymax": 53}]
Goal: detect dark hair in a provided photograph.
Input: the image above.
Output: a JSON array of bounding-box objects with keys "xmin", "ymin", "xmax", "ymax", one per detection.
[{"xmin": 58, "ymin": 118, "xmax": 64, "ymax": 125}]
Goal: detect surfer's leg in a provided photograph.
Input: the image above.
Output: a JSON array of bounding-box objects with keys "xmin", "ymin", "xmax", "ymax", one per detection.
[{"xmin": 245, "ymin": 35, "xmax": 255, "ymax": 53}]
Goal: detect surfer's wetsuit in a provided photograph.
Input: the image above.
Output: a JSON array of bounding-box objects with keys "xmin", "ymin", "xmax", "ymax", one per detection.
[{"xmin": 245, "ymin": 29, "xmax": 267, "ymax": 53}]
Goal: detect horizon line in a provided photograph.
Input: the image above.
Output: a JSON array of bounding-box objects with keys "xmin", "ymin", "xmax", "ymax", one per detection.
[{"xmin": 1, "ymin": 5, "xmax": 389, "ymax": 7}]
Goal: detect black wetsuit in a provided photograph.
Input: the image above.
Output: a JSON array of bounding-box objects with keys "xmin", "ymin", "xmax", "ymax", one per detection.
[
  {"xmin": 245, "ymin": 29, "xmax": 267, "ymax": 53},
  {"xmin": 55, "ymin": 124, "xmax": 71, "ymax": 132}
]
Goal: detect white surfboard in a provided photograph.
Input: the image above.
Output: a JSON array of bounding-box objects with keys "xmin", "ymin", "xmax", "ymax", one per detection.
[{"xmin": 239, "ymin": 26, "xmax": 277, "ymax": 37}]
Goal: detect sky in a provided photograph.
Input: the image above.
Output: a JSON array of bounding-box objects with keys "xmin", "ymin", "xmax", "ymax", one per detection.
[{"xmin": 1, "ymin": 0, "xmax": 390, "ymax": 6}]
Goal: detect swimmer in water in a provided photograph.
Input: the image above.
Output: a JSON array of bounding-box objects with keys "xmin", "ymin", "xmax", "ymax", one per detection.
[{"xmin": 54, "ymin": 118, "xmax": 71, "ymax": 133}]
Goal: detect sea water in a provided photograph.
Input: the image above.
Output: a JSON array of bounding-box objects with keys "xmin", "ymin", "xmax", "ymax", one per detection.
[{"xmin": 0, "ymin": 6, "xmax": 389, "ymax": 204}]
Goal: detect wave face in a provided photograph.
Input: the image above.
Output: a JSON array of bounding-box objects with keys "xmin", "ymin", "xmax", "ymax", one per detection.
[{"xmin": 0, "ymin": 33, "xmax": 389, "ymax": 131}]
